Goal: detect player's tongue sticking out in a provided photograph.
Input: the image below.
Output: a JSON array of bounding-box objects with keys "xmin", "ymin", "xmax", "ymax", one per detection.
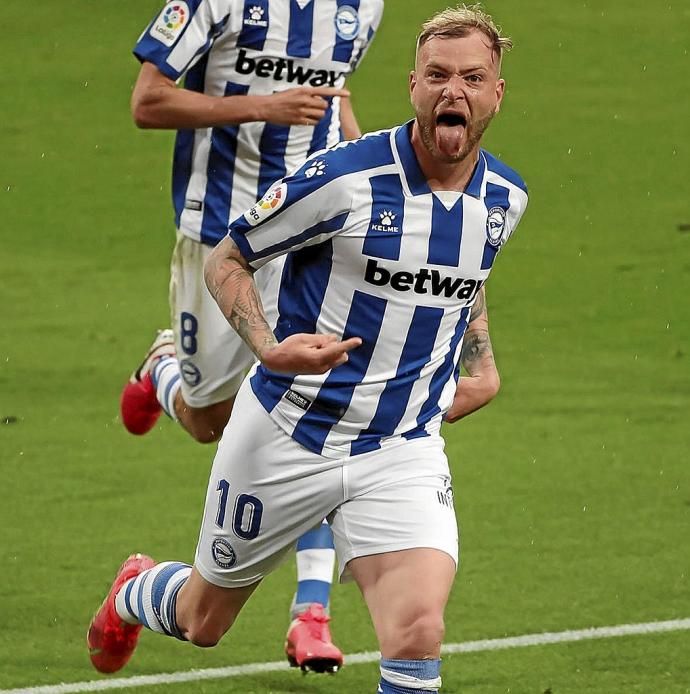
[{"xmin": 435, "ymin": 112, "xmax": 467, "ymax": 158}]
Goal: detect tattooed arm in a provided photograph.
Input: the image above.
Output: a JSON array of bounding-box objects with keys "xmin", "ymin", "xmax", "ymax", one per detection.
[
  {"xmin": 204, "ymin": 236, "xmax": 361, "ymax": 375},
  {"xmin": 444, "ymin": 287, "xmax": 501, "ymax": 423}
]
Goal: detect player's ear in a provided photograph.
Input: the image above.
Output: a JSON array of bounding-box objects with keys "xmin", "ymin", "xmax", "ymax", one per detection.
[
  {"xmin": 494, "ymin": 78, "xmax": 505, "ymax": 114},
  {"xmin": 409, "ymin": 70, "xmax": 417, "ymax": 96}
]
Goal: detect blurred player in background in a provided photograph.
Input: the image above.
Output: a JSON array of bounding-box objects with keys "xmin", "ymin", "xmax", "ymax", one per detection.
[
  {"xmin": 89, "ymin": 6, "xmax": 526, "ymax": 691},
  {"xmin": 119, "ymin": 0, "xmax": 384, "ymax": 673}
]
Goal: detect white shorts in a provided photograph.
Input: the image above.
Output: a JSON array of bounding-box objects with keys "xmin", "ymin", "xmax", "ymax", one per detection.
[
  {"xmin": 169, "ymin": 231, "xmax": 282, "ymax": 408},
  {"xmin": 194, "ymin": 378, "xmax": 459, "ymax": 588}
]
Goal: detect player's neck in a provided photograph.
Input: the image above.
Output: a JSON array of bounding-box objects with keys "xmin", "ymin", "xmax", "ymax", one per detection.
[{"xmin": 411, "ymin": 126, "xmax": 479, "ymax": 193}]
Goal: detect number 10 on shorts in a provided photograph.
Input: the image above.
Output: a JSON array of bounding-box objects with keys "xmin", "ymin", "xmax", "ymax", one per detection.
[{"xmin": 215, "ymin": 479, "xmax": 264, "ymax": 540}]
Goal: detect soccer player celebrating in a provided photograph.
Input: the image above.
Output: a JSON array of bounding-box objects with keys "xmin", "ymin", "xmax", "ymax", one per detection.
[
  {"xmin": 90, "ymin": 6, "xmax": 526, "ymax": 693},
  {"xmin": 120, "ymin": 0, "xmax": 384, "ymax": 672}
]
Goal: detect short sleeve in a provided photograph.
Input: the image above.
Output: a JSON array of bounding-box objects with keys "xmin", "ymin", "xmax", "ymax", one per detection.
[
  {"xmin": 350, "ymin": 0, "xmax": 384, "ymax": 71},
  {"xmin": 133, "ymin": 0, "xmax": 232, "ymax": 81},
  {"xmin": 228, "ymin": 151, "xmax": 355, "ymax": 269}
]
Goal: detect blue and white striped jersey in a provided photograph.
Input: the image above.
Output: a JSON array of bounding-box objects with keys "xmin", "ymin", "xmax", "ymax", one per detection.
[
  {"xmin": 134, "ymin": 0, "xmax": 383, "ymax": 246},
  {"xmin": 229, "ymin": 122, "xmax": 528, "ymax": 458}
]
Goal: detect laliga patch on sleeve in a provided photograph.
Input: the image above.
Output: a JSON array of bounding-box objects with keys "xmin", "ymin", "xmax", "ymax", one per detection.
[
  {"xmin": 244, "ymin": 183, "xmax": 288, "ymax": 227},
  {"xmin": 150, "ymin": 1, "xmax": 190, "ymax": 47}
]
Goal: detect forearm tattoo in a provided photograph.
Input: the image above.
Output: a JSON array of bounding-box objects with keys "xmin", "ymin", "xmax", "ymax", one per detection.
[
  {"xmin": 468, "ymin": 287, "xmax": 486, "ymax": 323},
  {"xmin": 461, "ymin": 288, "xmax": 494, "ymax": 376},
  {"xmin": 209, "ymin": 256, "xmax": 277, "ymax": 358},
  {"xmin": 460, "ymin": 330, "xmax": 494, "ymax": 376}
]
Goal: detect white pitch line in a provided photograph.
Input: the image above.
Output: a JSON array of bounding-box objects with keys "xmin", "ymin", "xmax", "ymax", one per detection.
[{"xmin": 3, "ymin": 618, "xmax": 690, "ymax": 694}]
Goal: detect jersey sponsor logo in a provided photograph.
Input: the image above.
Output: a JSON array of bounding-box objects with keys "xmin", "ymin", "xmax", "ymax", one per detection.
[
  {"xmin": 486, "ymin": 206, "xmax": 507, "ymax": 247},
  {"xmin": 304, "ymin": 160, "xmax": 326, "ymax": 178},
  {"xmin": 371, "ymin": 210, "xmax": 399, "ymax": 233},
  {"xmin": 244, "ymin": 5, "xmax": 268, "ymax": 28},
  {"xmin": 364, "ymin": 258, "xmax": 484, "ymax": 301},
  {"xmin": 244, "ymin": 183, "xmax": 287, "ymax": 226},
  {"xmin": 235, "ymin": 49, "xmax": 344, "ymax": 87},
  {"xmin": 211, "ymin": 538, "xmax": 237, "ymax": 568},
  {"xmin": 150, "ymin": 1, "xmax": 189, "ymax": 47},
  {"xmin": 334, "ymin": 5, "xmax": 360, "ymax": 41}
]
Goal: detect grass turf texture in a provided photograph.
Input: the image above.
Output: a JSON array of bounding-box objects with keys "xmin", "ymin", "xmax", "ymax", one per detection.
[{"xmin": 1, "ymin": 0, "xmax": 689, "ymax": 691}]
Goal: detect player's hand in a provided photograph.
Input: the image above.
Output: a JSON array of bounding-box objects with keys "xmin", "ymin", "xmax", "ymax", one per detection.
[
  {"xmin": 260, "ymin": 333, "xmax": 362, "ymax": 375},
  {"xmin": 257, "ymin": 87, "xmax": 350, "ymax": 126}
]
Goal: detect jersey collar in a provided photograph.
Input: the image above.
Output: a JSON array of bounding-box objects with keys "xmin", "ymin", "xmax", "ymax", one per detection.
[{"xmin": 392, "ymin": 120, "xmax": 485, "ymax": 199}]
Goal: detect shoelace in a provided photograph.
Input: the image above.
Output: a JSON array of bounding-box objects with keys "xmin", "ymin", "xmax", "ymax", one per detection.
[{"xmin": 300, "ymin": 610, "xmax": 331, "ymax": 641}]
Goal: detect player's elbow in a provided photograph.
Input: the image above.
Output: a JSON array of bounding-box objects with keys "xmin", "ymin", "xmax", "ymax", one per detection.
[
  {"xmin": 131, "ymin": 95, "xmax": 158, "ymax": 129},
  {"xmin": 485, "ymin": 372, "xmax": 501, "ymax": 401}
]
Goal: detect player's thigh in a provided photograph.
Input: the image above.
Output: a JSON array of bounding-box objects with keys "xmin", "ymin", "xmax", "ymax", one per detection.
[
  {"xmin": 194, "ymin": 377, "xmax": 343, "ymax": 588},
  {"xmin": 169, "ymin": 231, "xmax": 253, "ymax": 408},
  {"xmin": 330, "ymin": 434, "xmax": 459, "ymax": 582}
]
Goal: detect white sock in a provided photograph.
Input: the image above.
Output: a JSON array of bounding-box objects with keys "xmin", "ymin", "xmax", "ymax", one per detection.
[{"xmin": 151, "ymin": 356, "xmax": 181, "ymax": 420}]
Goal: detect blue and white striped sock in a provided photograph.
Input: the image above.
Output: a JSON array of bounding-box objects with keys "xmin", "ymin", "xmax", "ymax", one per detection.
[
  {"xmin": 379, "ymin": 659, "xmax": 442, "ymax": 692},
  {"xmin": 291, "ymin": 520, "xmax": 335, "ymax": 617},
  {"xmin": 151, "ymin": 356, "xmax": 181, "ymax": 421},
  {"xmin": 114, "ymin": 562, "xmax": 191, "ymax": 640}
]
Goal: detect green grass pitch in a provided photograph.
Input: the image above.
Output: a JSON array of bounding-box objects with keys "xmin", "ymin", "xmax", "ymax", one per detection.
[{"xmin": 1, "ymin": 0, "xmax": 689, "ymax": 692}]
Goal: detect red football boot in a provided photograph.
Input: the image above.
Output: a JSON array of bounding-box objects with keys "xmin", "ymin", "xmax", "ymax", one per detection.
[
  {"xmin": 285, "ymin": 604, "xmax": 344, "ymax": 674},
  {"xmin": 87, "ymin": 553, "xmax": 156, "ymax": 674},
  {"xmin": 120, "ymin": 329, "xmax": 175, "ymax": 435}
]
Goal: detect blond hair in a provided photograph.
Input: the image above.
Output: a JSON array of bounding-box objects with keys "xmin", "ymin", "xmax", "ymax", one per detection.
[{"xmin": 416, "ymin": 4, "xmax": 513, "ymax": 67}]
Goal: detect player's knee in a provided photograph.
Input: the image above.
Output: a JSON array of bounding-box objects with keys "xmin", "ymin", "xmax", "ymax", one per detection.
[
  {"xmin": 178, "ymin": 400, "xmax": 231, "ymax": 443},
  {"xmin": 385, "ymin": 612, "xmax": 445, "ymax": 659},
  {"xmin": 180, "ymin": 410, "xmax": 224, "ymax": 443},
  {"xmin": 187, "ymin": 425, "xmax": 222, "ymax": 444}
]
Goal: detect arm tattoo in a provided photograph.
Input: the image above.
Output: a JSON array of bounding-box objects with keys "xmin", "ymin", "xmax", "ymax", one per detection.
[
  {"xmin": 460, "ymin": 330, "xmax": 495, "ymax": 377},
  {"xmin": 208, "ymin": 251, "xmax": 277, "ymax": 358},
  {"xmin": 468, "ymin": 287, "xmax": 486, "ymax": 324}
]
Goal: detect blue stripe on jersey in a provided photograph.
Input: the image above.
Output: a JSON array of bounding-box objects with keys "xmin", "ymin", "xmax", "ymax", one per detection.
[
  {"xmin": 363, "ymin": 174, "xmax": 405, "ymax": 260},
  {"xmin": 483, "ymin": 150, "xmax": 528, "ymax": 194},
  {"xmin": 238, "ymin": 211, "xmax": 349, "ymax": 265},
  {"xmin": 200, "ymin": 82, "xmax": 249, "ymax": 245},
  {"xmin": 481, "ymin": 182, "xmax": 511, "ymax": 269},
  {"xmin": 465, "ymin": 151, "xmax": 486, "ymax": 198},
  {"xmin": 250, "ymin": 239, "xmax": 335, "ymax": 411},
  {"xmin": 351, "ymin": 305, "xmax": 444, "ymax": 456},
  {"xmin": 172, "ymin": 54, "xmax": 209, "ymax": 227},
  {"xmin": 414, "ymin": 306, "xmax": 471, "ymax": 426},
  {"xmin": 276, "ymin": 240, "xmax": 335, "ymax": 339},
  {"xmin": 427, "ymin": 195, "xmax": 464, "ymax": 267},
  {"xmin": 287, "ymin": 0, "xmax": 315, "ymax": 58},
  {"xmin": 297, "ymin": 524, "xmax": 336, "ymax": 550},
  {"xmin": 308, "ymin": 98, "xmax": 334, "ymax": 155},
  {"xmin": 250, "ymin": 366, "xmax": 289, "ymax": 413},
  {"xmin": 402, "ymin": 423, "xmax": 431, "ymax": 441},
  {"xmin": 257, "ymin": 123, "xmax": 291, "ymax": 199},
  {"xmin": 237, "ymin": 0, "xmax": 270, "ymax": 50},
  {"xmin": 291, "ymin": 290, "xmax": 387, "ymax": 454},
  {"xmin": 395, "ymin": 123, "xmax": 431, "ymax": 195},
  {"xmin": 332, "ymin": 0, "xmax": 361, "ymax": 64}
]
